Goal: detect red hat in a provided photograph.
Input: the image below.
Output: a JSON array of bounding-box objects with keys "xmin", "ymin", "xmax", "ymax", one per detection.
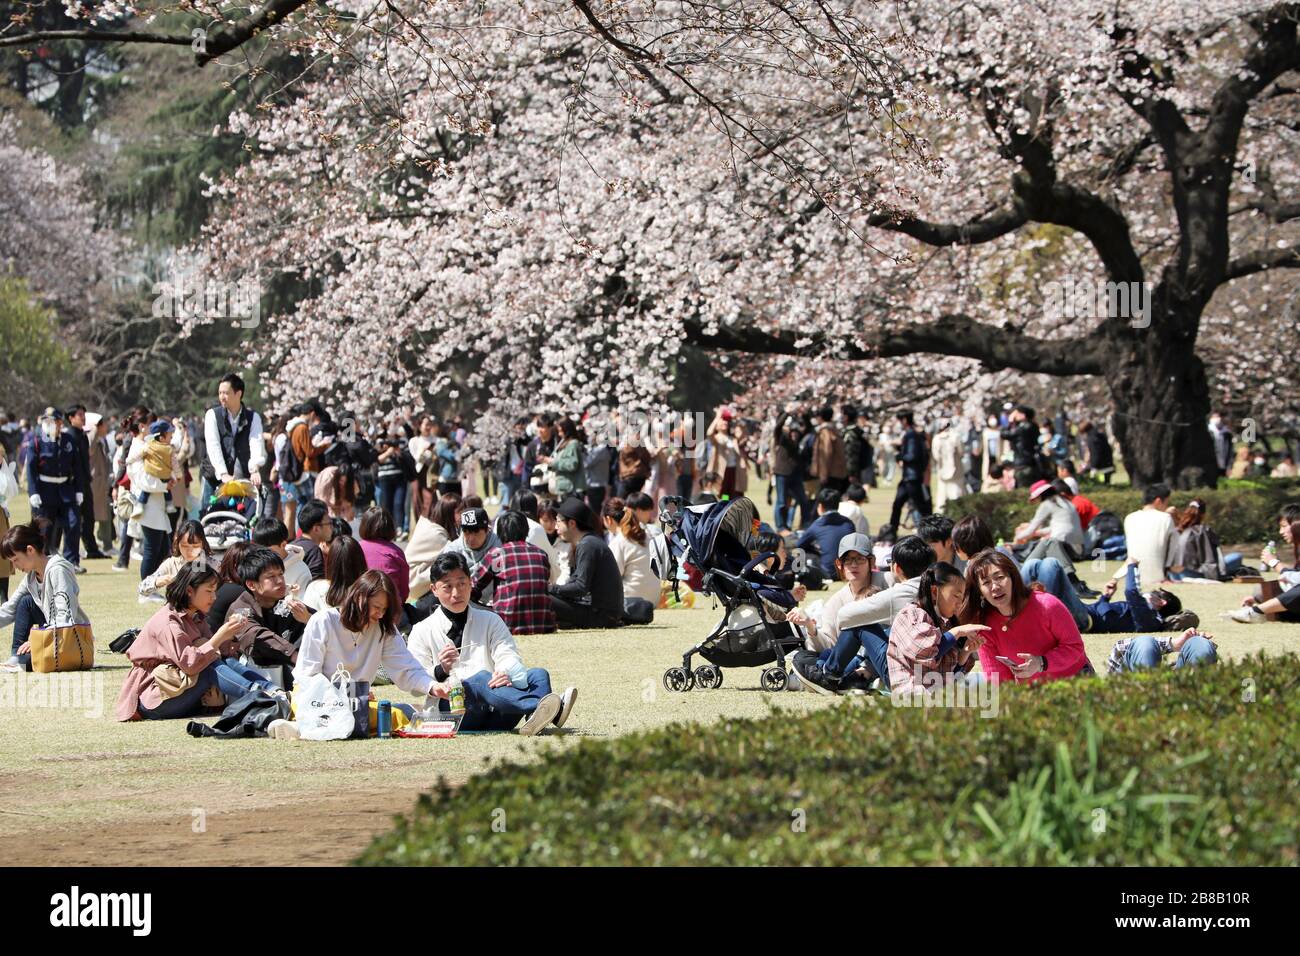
[{"xmin": 1028, "ymin": 479, "xmax": 1052, "ymax": 500}]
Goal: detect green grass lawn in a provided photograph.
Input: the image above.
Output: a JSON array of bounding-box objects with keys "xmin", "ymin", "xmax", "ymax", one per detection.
[{"xmin": 1, "ymin": 483, "xmax": 1294, "ymax": 865}]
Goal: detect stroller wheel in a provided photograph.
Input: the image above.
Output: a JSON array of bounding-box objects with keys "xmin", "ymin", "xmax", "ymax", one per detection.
[
  {"xmin": 662, "ymin": 667, "xmax": 694, "ymax": 692},
  {"xmin": 760, "ymin": 667, "xmax": 788, "ymax": 693},
  {"xmin": 694, "ymin": 665, "xmax": 723, "ymax": 690}
]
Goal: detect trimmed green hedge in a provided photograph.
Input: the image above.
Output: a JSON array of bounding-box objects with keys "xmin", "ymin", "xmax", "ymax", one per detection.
[
  {"xmin": 944, "ymin": 479, "xmax": 1300, "ymax": 544},
  {"xmin": 358, "ymin": 654, "xmax": 1299, "ymax": 866}
]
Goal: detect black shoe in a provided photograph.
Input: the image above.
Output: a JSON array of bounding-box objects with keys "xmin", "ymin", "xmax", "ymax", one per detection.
[
  {"xmin": 791, "ymin": 651, "xmax": 841, "ymax": 697},
  {"xmin": 1071, "ymin": 577, "xmax": 1100, "ymax": 598},
  {"xmin": 84, "ymin": 550, "xmax": 109, "ymax": 560},
  {"xmin": 839, "ymin": 671, "xmax": 875, "ymax": 695}
]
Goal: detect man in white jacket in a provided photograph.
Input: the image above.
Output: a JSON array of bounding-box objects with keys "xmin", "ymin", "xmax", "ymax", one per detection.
[{"xmin": 406, "ymin": 552, "xmax": 577, "ymax": 735}]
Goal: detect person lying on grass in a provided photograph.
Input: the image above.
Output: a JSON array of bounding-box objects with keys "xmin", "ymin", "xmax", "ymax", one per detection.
[
  {"xmin": 115, "ymin": 564, "xmax": 284, "ymax": 721},
  {"xmin": 408, "ymin": 552, "xmax": 576, "ymax": 736},
  {"xmin": 268, "ymin": 570, "xmax": 439, "ymax": 741},
  {"xmin": 886, "ymin": 561, "xmax": 990, "ymax": 695},
  {"xmin": 137, "ymin": 520, "xmax": 214, "ymax": 602},
  {"xmin": 1105, "ymin": 627, "xmax": 1217, "ymax": 675},
  {"xmin": 1081, "ymin": 559, "xmax": 1193, "ymax": 634},
  {"xmin": 959, "ymin": 548, "xmax": 1094, "ymax": 684}
]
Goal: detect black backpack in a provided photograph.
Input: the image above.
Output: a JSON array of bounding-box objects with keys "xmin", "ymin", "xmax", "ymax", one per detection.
[
  {"xmin": 277, "ymin": 430, "xmax": 304, "ymax": 484},
  {"xmin": 1084, "ymin": 511, "xmax": 1124, "ymax": 555}
]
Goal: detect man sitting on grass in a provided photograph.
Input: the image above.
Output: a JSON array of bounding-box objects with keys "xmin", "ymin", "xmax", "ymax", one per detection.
[
  {"xmin": 251, "ymin": 516, "xmax": 314, "ymax": 597},
  {"xmin": 407, "ymin": 552, "xmax": 576, "ymax": 735},
  {"xmin": 226, "ymin": 547, "xmax": 313, "ymax": 679},
  {"xmin": 791, "ymin": 535, "xmax": 935, "ymax": 695}
]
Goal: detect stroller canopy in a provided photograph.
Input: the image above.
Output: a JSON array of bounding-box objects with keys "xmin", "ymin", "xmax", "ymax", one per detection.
[{"xmin": 675, "ymin": 496, "xmax": 759, "ymax": 574}]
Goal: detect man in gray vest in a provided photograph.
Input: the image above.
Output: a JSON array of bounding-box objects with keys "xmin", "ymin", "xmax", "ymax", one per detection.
[{"xmin": 201, "ymin": 373, "xmax": 266, "ymax": 507}]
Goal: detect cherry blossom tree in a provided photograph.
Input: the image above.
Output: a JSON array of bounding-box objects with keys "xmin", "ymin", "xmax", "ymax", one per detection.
[{"xmin": 45, "ymin": 1, "xmax": 1296, "ymax": 485}]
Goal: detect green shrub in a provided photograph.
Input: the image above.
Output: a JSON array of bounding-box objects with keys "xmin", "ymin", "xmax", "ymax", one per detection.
[
  {"xmin": 358, "ymin": 654, "xmax": 1300, "ymax": 866},
  {"xmin": 944, "ymin": 479, "xmax": 1300, "ymax": 544}
]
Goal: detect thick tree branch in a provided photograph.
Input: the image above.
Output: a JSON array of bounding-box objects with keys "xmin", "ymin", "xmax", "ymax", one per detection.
[
  {"xmin": 0, "ymin": 0, "xmax": 310, "ymax": 65},
  {"xmin": 1223, "ymin": 244, "xmax": 1300, "ymax": 281},
  {"xmin": 0, "ymin": 29, "xmax": 191, "ymax": 49},
  {"xmin": 682, "ymin": 313, "xmax": 1105, "ymax": 377},
  {"xmin": 865, "ymin": 203, "xmax": 1028, "ymax": 246}
]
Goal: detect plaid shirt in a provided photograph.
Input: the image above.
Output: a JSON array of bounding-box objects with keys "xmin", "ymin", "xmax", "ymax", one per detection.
[{"xmin": 471, "ymin": 541, "xmax": 556, "ymax": 634}]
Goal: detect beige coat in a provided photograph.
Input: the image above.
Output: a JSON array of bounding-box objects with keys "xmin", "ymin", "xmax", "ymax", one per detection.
[
  {"xmin": 812, "ymin": 424, "xmax": 847, "ymax": 482},
  {"xmin": 88, "ymin": 435, "xmax": 112, "ymax": 523}
]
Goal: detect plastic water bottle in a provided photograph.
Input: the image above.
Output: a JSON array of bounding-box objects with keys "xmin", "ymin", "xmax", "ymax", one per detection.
[{"xmin": 376, "ymin": 700, "xmax": 392, "ymax": 738}]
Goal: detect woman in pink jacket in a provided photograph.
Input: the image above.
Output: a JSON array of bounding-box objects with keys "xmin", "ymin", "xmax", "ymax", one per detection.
[
  {"xmin": 959, "ymin": 549, "xmax": 1094, "ymax": 684},
  {"xmin": 115, "ymin": 564, "xmax": 283, "ymax": 721}
]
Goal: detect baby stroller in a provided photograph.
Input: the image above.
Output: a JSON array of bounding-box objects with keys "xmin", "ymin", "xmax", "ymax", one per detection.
[
  {"xmin": 658, "ymin": 495, "xmax": 804, "ymax": 692},
  {"xmin": 200, "ymin": 478, "xmax": 266, "ymax": 557}
]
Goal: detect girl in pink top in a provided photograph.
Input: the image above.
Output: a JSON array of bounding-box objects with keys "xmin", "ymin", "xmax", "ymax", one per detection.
[
  {"xmin": 887, "ymin": 562, "xmax": 990, "ymax": 694},
  {"xmin": 960, "ymin": 549, "xmax": 1093, "ymax": 684}
]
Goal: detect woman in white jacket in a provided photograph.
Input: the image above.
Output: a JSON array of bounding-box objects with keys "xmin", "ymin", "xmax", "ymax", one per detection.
[
  {"xmin": 271, "ymin": 570, "xmax": 438, "ymax": 740},
  {"xmin": 602, "ymin": 498, "xmax": 661, "ymax": 605},
  {"xmin": 406, "ymin": 552, "xmax": 576, "ymax": 736}
]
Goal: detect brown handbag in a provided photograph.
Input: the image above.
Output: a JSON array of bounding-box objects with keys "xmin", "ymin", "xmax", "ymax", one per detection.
[
  {"xmin": 29, "ymin": 624, "xmax": 95, "ymax": 673},
  {"xmin": 151, "ymin": 662, "xmax": 196, "ymax": 699}
]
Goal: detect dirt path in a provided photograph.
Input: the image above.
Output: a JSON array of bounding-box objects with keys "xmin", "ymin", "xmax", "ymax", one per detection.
[{"xmin": 13, "ymin": 787, "xmax": 434, "ymax": 866}]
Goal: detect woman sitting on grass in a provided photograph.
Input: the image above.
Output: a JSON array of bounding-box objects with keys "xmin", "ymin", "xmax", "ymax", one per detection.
[
  {"xmin": 114, "ymin": 564, "xmax": 284, "ymax": 721},
  {"xmin": 0, "ymin": 520, "xmax": 91, "ymax": 673},
  {"xmin": 887, "ymin": 562, "xmax": 989, "ymax": 695},
  {"xmin": 960, "ymin": 549, "xmax": 1094, "ymax": 684},
  {"xmin": 272, "ymin": 570, "xmax": 440, "ymax": 740},
  {"xmin": 138, "ymin": 520, "xmax": 214, "ymax": 602},
  {"xmin": 302, "ymin": 534, "xmax": 367, "ymax": 612}
]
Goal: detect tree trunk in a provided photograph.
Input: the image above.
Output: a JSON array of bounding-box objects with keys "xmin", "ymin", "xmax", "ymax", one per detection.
[{"xmin": 1109, "ymin": 335, "xmax": 1218, "ymax": 490}]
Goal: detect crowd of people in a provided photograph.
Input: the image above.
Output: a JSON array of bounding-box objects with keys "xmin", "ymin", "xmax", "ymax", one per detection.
[{"xmin": 0, "ymin": 377, "xmax": 1292, "ymax": 729}]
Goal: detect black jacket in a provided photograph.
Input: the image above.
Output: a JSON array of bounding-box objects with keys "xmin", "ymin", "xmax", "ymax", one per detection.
[
  {"xmin": 550, "ymin": 532, "xmax": 624, "ymax": 622},
  {"xmin": 896, "ymin": 427, "xmax": 929, "ymax": 482}
]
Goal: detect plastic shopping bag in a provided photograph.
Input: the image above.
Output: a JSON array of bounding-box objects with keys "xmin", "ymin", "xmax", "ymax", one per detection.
[
  {"xmin": 0, "ymin": 461, "xmax": 18, "ymax": 509},
  {"xmin": 294, "ymin": 669, "xmax": 355, "ymax": 741}
]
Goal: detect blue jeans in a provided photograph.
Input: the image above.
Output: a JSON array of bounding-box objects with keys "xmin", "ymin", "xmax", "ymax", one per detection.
[
  {"xmin": 8, "ymin": 592, "xmax": 44, "ymax": 670},
  {"xmin": 1021, "ymin": 558, "xmax": 1091, "ymax": 631},
  {"xmin": 136, "ymin": 659, "xmax": 274, "ymax": 719},
  {"xmin": 139, "ymin": 526, "xmax": 171, "ymax": 581},
  {"xmin": 819, "ymin": 623, "xmax": 891, "ymax": 688},
  {"xmin": 1121, "ymin": 635, "xmax": 1217, "ymax": 672},
  {"xmin": 773, "ymin": 474, "xmax": 808, "ymax": 531},
  {"xmin": 499, "ymin": 476, "xmax": 521, "ymax": 507},
  {"xmin": 375, "ymin": 478, "xmax": 409, "ymax": 534},
  {"xmin": 454, "ymin": 668, "xmax": 553, "ymax": 731},
  {"xmin": 37, "ymin": 484, "xmax": 80, "ymax": 565}
]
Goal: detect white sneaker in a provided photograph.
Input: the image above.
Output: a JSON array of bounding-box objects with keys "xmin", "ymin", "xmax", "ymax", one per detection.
[
  {"xmin": 1224, "ymin": 606, "xmax": 1266, "ymax": 624},
  {"xmin": 267, "ymin": 719, "xmax": 300, "ymax": 740},
  {"xmin": 518, "ymin": 694, "xmax": 562, "ymax": 736},
  {"xmin": 554, "ymin": 687, "xmax": 578, "ymax": 728},
  {"xmin": 0, "ymin": 656, "xmax": 23, "ymax": 674}
]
